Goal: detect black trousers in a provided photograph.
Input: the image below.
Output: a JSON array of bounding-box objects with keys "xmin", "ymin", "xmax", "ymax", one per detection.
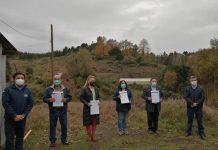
[
  {"xmin": 4, "ymin": 117, "xmax": 26, "ymax": 150},
  {"xmin": 186, "ymin": 107, "xmax": 204, "ymax": 135},
  {"xmin": 147, "ymin": 106, "xmax": 159, "ymax": 132}
]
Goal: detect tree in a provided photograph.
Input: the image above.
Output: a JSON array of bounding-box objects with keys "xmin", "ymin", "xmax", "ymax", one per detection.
[
  {"xmin": 210, "ymin": 37, "xmax": 218, "ymax": 49},
  {"xmin": 158, "ymin": 51, "xmax": 168, "ymax": 65},
  {"xmin": 63, "ymin": 46, "xmax": 70, "ymax": 55},
  {"xmin": 163, "ymin": 71, "xmax": 177, "ymax": 90},
  {"xmin": 165, "ymin": 52, "xmax": 185, "ymax": 65},
  {"xmin": 139, "ymin": 38, "xmax": 150, "ymax": 55},
  {"xmin": 95, "ymin": 36, "xmax": 106, "ymax": 58},
  {"xmin": 108, "ymin": 47, "xmax": 123, "ymax": 61},
  {"xmin": 119, "ymin": 40, "xmax": 133, "ymax": 51},
  {"xmin": 132, "ymin": 44, "xmax": 139, "ymax": 57},
  {"xmin": 119, "ymin": 40, "xmax": 134, "ymax": 57},
  {"xmin": 66, "ymin": 49, "xmax": 94, "ymax": 78},
  {"xmin": 80, "ymin": 43, "xmax": 89, "ymax": 49},
  {"xmin": 162, "ymin": 65, "xmax": 191, "ymax": 92}
]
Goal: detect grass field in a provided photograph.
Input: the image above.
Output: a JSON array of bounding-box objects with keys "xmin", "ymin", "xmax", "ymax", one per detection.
[
  {"xmin": 7, "ymin": 56, "xmax": 218, "ymax": 149},
  {"xmin": 23, "ymin": 100, "xmax": 218, "ymax": 150}
]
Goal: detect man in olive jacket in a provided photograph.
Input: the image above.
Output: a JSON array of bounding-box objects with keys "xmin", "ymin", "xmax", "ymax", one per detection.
[
  {"xmin": 141, "ymin": 78, "xmax": 163, "ymax": 133},
  {"xmin": 184, "ymin": 76, "xmax": 205, "ymax": 140}
]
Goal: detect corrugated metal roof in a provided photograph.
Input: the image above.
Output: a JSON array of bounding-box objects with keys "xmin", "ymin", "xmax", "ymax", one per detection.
[{"xmin": 0, "ymin": 32, "xmax": 18, "ymax": 55}]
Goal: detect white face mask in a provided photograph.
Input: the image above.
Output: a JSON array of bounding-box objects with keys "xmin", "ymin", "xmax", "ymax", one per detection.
[
  {"xmin": 15, "ymin": 79, "xmax": 25, "ymax": 86},
  {"xmin": 191, "ymin": 81, "xmax": 197, "ymax": 86}
]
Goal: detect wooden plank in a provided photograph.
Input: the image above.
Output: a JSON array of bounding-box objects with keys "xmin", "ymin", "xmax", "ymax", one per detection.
[{"xmin": 24, "ymin": 130, "xmax": 32, "ymax": 141}]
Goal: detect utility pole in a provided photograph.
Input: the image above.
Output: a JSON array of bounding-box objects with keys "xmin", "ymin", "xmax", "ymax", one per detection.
[{"xmin": 50, "ymin": 24, "xmax": 54, "ymax": 80}]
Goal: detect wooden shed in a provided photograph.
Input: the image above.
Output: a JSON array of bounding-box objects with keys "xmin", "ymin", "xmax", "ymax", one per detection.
[{"xmin": 0, "ymin": 32, "xmax": 18, "ymax": 147}]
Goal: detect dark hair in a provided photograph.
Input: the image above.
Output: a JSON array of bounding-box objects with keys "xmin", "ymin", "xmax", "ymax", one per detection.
[
  {"xmin": 118, "ymin": 80, "xmax": 128, "ymax": 90},
  {"xmin": 13, "ymin": 72, "xmax": 25, "ymax": 79},
  {"xmin": 150, "ymin": 78, "xmax": 157, "ymax": 82},
  {"xmin": 189, "ymin": 75, "xmax": 197, "ymax": 80}
]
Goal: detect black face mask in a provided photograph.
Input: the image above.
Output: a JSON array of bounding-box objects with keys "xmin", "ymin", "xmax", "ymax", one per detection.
[{"xmin": 90, "ymin": 82, "xmax": 95, "ymax": 86}]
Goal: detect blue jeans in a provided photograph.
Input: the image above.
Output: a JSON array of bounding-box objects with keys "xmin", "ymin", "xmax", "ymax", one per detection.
[
  {"xmin": 49, "ymin": 108, "xmax": 67, "ymax": 143},
  {"xmin": 118, "ymin": 112, "xmax": 128, "ymax": 131},
  {"xmin": 186, "ymin": 107, "xmax": 204, "ymax": 135}
]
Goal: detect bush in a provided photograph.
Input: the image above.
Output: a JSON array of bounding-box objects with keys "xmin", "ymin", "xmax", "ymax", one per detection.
[
  {"xmin": 74, "ymin": 77, "xmax": 85, "ymax": 88},
  {"xmin": 108, "ymin": 47, "xmax": 123, "ymax": 61},
  {"xmin": 120, "ymin": 57, "xmax": 136, "ymax": 64},
  {"xmin": 26, "ymin": 66, "xmax": 34, "ymax": 77},
  {"xmin": 66, "ymin": 49, "xmax": 94, "ymax": 78},
  {"xmin": 163, "ymin": 71, "xmax": 177, "ymax": 90}
]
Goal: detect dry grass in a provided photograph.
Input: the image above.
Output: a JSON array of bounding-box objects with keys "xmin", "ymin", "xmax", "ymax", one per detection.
[{"xmin": 23, "ymin": 99, "xmax": 218, "ymax": 150}]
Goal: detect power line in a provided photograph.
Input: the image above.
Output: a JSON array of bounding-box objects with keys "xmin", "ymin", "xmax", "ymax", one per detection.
[{"xmin": 0, "ymin": 17, "xmax": 41, "ymax": 40}]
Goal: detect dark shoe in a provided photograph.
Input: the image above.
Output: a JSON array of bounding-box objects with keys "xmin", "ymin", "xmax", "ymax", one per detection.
[
  {"xmin": 62, "ymin": 141, "xmax": 69, "ymax": 145},
  {"xmin": 199, "ymin": 133, "xmax": 206, "ymax": 140},
  {"xmin": 153, "ymin": 131, "xmax": 159, "ymax": 134},
  {"xmin": 148, "ymin": 130, "xmax": 153, "ymax": 134},
  {"xmin": 87, "ymin": 134, "xmax": 92, "ymax": 141},
  {"xmin": 91, "ymin": 134, "xmax": 96, "ymax": 142},
  {"xmin": 50, "ymin": 142, "xmax": 55, "ymax": 147},
  {"xmin": 185, "ymin": 133, "xmax": 191, "ymax": 137}
]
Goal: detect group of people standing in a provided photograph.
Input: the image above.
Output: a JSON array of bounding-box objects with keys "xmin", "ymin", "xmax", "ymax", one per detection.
[{"xmin": 2, "ymin": 72, "xmax": 206, "ymax": 150}]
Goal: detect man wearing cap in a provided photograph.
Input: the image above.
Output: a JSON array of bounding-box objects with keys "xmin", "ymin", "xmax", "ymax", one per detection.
[
  {"xmin": 184, "ymin": 76, "xmax": 206, "ymax": 140},
  {"xmin": 43, "ymin": 74, "xmax": 72, "ymax": 147}
]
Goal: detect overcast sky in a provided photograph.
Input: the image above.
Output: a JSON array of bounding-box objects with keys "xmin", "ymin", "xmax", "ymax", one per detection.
[{"xmin": 1, "ymin": 0, "xmax": 218, "ymax": 54}]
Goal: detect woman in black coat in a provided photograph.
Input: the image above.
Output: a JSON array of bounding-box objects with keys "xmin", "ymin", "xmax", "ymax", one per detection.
[
  {"xmin": 80, "ymin": 75, "xmax": 100, "ymax": 141},
  {"xmin": 113, "ymin": 80, "xmax": 133, "ymax": 135}
]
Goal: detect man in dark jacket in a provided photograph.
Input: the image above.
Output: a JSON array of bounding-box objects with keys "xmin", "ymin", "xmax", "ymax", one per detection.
[
  {"xmin": 184, "ymin": 76, "xmax": 205, "ymax": 140},
  {"xmin": 141, "ymin": 78, "xmax": 163, "ymax": 134},
  {"xmin": 2, "ymin": 72, "xmax": 34, "ymax": 150},
  {"xmin": 43, "ymin": 74, "xmax": 72, "ymax": 147}
]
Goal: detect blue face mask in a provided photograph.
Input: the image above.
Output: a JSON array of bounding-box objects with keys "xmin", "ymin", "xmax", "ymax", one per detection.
[{"xmin": 53, "ymin": 80, "xmax": 61, "ymax": 86}]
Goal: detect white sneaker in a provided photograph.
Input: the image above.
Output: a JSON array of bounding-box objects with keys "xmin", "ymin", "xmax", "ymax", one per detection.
[{"xmin": 124, "ymin": 130, "xmax": 129, "ymax": 135}]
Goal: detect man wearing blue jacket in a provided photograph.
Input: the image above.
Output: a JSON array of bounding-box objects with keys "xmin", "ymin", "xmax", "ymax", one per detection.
[
  {"xmin": 184, "ymin": 76, "xmax": 206, "ymax": 140},
  {"xmin": 2, "ymin": 72, "xmax": 34, "ymax": 150},
  {"xmin": 43, "ymin": 74, "xmax": 72, "ymax": 147}
]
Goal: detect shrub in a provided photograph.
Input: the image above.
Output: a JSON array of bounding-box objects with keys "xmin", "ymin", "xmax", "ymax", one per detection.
[
  {"xmin": 163, "ymin": 71, "xmax": 177, "ymax": 90},
  {"xmin": 26, "ymin": 66, "xmax": 34, "ymax": 77},
  {"xmin": 66, "ymin": 49, "xmax": 94, "ymax": 78},
  {"xmin": 108, "ymin": 47, "xmax": 123, "ymax": 61}
]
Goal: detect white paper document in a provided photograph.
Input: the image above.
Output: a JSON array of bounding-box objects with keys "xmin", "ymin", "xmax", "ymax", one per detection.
[
  {"xmin": 119, "ymin": 91, "xmax": 130, "ymax": 104},
  {"xmin": 151, "ymin": 90, "xmax": 160, "ymax": 104},
  {"xmin": 90, "ymin": 100, "xmax": 100, "ymax": 115},
  {"xmin": 52, "ymin": 91, "xmax": 64, "ymax": 107}
]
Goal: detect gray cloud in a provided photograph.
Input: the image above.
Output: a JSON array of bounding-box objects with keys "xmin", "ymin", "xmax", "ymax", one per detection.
[{"xmin": 0, "ymin": 0, "xmax": 218, "ymax": 53}]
